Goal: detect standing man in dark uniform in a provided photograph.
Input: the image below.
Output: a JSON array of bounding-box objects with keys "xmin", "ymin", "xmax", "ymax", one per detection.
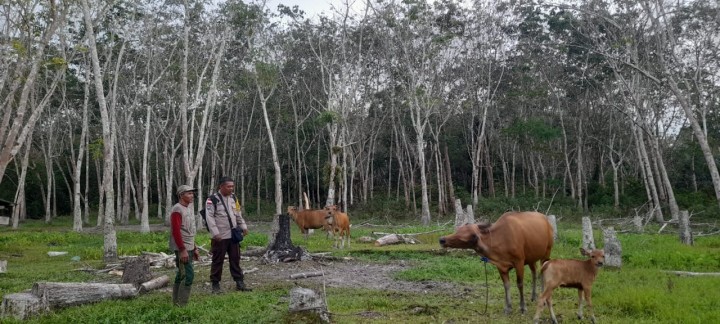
[
  {"xmin": 205, "ymin": 176, "xmax": 251, "ymax": 293},
  {"xmin": 169, "ymin": 185, "xmax": 200, "ymax": 306}
]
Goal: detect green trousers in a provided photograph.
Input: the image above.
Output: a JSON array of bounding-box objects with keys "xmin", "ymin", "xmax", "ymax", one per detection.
[{"xmin": 174, "ymin": 250, "xmax": 195, "ymax": 286}]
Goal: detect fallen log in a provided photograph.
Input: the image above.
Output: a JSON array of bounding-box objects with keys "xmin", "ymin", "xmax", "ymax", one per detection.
[
  {"xmin": 32, "ymin": 282, "xmax": 138, "ymax": 308},
  {"xmin": 374, "ymin": 234, "xmax": 418, "ymax": 246},
  {"xmin": 663, "ymin": 271, "xmax": 720, "ymax": 277},
  {"xmin": 290, "ymin": 271, "xmax": 324, "ymax": 279},
  {"xmin": 139, "ymin": 275, "xmax": 170, "ymax": 293},
  {"xmin": 1, "ymin": 292, "xmax": 49, "ymax": 320}
]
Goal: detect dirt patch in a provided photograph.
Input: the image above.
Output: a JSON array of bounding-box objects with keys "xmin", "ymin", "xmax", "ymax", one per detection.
[{"xmin": 243, "ymin": 258, "xmax": 461, "ymax": 294}]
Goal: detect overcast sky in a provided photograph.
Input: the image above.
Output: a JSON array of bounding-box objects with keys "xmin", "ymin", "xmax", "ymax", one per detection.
[{"xmin": 264, "ymin": 0, "xmax": 368, "ymax": 19}]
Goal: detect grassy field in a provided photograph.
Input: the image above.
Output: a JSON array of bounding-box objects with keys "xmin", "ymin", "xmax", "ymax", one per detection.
[{"xmin": 1, "ymin": 215, "xmax": 719, "ymax": 323}]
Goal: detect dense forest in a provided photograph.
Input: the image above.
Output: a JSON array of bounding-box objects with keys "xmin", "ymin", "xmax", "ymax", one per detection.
[{"xmin": 1, "ymin": 0, "xmax": 718, "ymax": 244}]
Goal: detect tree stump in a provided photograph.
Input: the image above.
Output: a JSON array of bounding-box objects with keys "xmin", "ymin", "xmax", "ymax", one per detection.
[
  {"xmin": 122, "ymin": 256, "xmax": 154, "ymax": 286},
  {"xmin": 582, "ymin": 217, "xmax": 596, "ymax": 250},
  {"xmin": 0, "ymin": 260, "xmax": 6, "ymax": 273},
  {"xmin": 632, "ymin": 216, "xmax": 644, "ymax": 232},
  {"xmin": 453, "ymin": 199, "xmax": 465, "ymax": 228},
  {"xmin": 546, "ymin": 215, "xmax": 558, "ymax": 241},
  {"xmin": 264, "ymin": 214, "xmax": 309, "ymax": 263},
  {"xmin": 31, "ymin": 282, "xmax": 138, "ymax": 308},
  {"xmin": 288, "ymin": 287, "xmax": 330, "ymax": 323},
  {"xmin": 679, "ymin": 210, "xmax": 693, "ymax": 246},
  {"xmin": 1, "ymin": 293, "xmax": 49, "ymax": 320},
  {"xmin": 465, "ymin": 205, "xmax": 475, "ymax": 224},
  {"xmin": 603, "ymin": 227, "xmax": 622, "ymax": 268}
]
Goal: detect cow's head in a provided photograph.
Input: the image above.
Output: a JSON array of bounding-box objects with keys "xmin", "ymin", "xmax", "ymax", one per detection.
[
  {"xmin": 439, "ymin": 223, "xmax": 485, "ymax": 250},
  {"xmin": 287, "ymin": 206, "xmax": 298, "ymax": 219},
  {"xmin": 581, "ymin": 248, "xmax": 605, "ymax": 267}
]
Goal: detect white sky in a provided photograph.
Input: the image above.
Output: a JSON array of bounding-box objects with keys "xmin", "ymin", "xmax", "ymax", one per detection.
[{"xmin": 264, "ymin": 0, "xmax": 368, "ymax": 19}]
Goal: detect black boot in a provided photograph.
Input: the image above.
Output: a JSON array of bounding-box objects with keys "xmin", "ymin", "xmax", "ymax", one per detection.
[
  {"xmin": 172, "ymin": 283, "xmax": 180, "ymax": 306},
  {"xmin": 176, "ymin": 285, "xmax": 192, "ymax": 307},
  {"xmin": 212, "ymin": 281, "xmax": 222, "ymax": 294},
  {"xmin": 236, "ymin": 280, "xmax": 252, "ymax": 292}
]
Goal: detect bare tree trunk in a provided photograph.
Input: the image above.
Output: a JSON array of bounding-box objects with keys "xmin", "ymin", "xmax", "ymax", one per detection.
[
  {"xmin": 81, "ymin": 0, "xmax": 120, "ymax": 262},
  {"xmin": 635, "ymin": 126, "xmax": 663, "ymax": 222},
  {"xmin": 73, "ymin": 67, "xmax": 90, "ymax": 232},
  {"xmin": 139, "ymin": 105, "xmax": 151, "ymax": 233},
  {"xmin": 12, "ymin": 132, "xmax": 33, "ymax": 229}
]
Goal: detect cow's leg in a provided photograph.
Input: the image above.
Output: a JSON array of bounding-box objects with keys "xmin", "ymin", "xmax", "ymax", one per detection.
[
  {"xmin": 576, "ymin": 288, "xmax": 584, "ymax": 320},
  {"xmin": 532, "ymin": 288, "xmax": 549, "ymax": 324},
  {"xmin": 548, "ymin": 294, "xmax": 558, "ymax": 324},
  {"xmin": 515, "ymin": 263, "xmax": 527, "ymax": 314},
  {"xmin": 498, "ymin": 269, "xmax": 512, "ymax": 315},
  {"xmin": 529, "ymin": 261, "xmax": 538, "ymax": 302}
]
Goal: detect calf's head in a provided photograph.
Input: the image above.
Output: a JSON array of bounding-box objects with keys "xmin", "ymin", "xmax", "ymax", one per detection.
[
  {"xmin": 324, "ymin": 205, "xmax": 338, "ymax": 225},
  {"xmin": 581, "ymin": 248, "xmax": 605, "ymax": 267}
]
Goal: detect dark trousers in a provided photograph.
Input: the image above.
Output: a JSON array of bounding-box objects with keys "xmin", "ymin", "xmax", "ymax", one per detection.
[
  {"xmin": 210, "ymin": 239, "xmax": 243, "ymax": 283},
  {"xmin": 174, "ymin": 250, "xmax": 195, "ymax": 286}
]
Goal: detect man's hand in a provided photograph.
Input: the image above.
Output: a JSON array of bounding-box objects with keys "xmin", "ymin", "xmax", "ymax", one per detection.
[
  {"xmin": 242, "ymin": 228, "xmax": 249, "ymax": 236},
  {"xmin": 193, "ymin": 249, "xmax": 200, "ymax": 261},
  {"xmin": 179, "ymin": 249, "xmax": 189, "ymax": 263},
  {"xmin": 212, "ymin": 234, "xmax": 223, "ymax": 242}
]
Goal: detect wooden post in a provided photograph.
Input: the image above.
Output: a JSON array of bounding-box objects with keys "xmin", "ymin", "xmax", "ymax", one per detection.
[
  {"xmin": 679, "ymin": 210, "xmax": 693, "ymax": 246},
  {"xmin": 453, "ymin": 199, "xmax": 465, "ymax": 228},
  {"xmin": 603, "ymin": 227, "xmax": 622, "ymax": 268},
  {"xmin": 582, "ymin": 217, "xmax": 595, "ymax": 250},
  {"xmin": 546, "ymin": 215, "xmax": 558, "ymax": 241}
]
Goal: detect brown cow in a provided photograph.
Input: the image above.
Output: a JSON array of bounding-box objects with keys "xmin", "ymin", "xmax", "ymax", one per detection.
[
  {"xmin": 287, "ymin": 206, "xmax": 329, "ymax": 240},
  {"xmin": 439, "ymin": 211, "xmax": 554, "ymax": 314},
  {"xmin": 533, "ymin": 248, "xmax": 605, "ymax": 324},
  {"xmin": 324, "ymin": 205, "xmax": 351, "ymax": 249}
]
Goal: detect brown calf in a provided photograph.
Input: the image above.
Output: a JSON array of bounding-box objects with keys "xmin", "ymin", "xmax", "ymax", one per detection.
[
  {"xmin": 287, "ymin": 206, "xmax": 329, "ymax": 240},
  {"xmin": 533, "ymin": 248, "xmax": 605, "ymax": 324},
  {"xmin": 324, "ymin": 205, "xmax": 351, "ymax": 249},
  {"xmin": 439, "ymin": 211, "xmax": 554, "ymax": 314}
]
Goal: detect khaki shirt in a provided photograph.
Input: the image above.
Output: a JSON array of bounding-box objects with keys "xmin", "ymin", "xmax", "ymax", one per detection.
[
  {"xmin": 168, "ymin": 203, "xmax": 196, "ymax": 251},
  {"xmin": 205, "ymin": 193, "xmax": 247, "ymax": 239}
]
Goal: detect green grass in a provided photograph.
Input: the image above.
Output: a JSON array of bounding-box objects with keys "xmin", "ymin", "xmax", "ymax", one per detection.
[{"xmin": 1, "ymin": 215, "xmax": 720, "ymax": 323}]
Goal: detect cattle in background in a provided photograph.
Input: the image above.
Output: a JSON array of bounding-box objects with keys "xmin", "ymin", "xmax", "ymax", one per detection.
[
  {"xmin": 324, "ymin": 205, "xmax": 351, "ymax": 249},
  {"xmin": 439, "ymin": 211, "xmax": 554, "ymax": 314},
  {"xmin": 533, "ymin": 248, "xmax": 605, "ymax": 324},
  {"xmin": 287, "ymin": 206, "xmax": 329, "ymax": 240}
]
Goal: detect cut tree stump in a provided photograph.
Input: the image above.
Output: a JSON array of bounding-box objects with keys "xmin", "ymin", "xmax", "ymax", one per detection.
[
  {"xmin": 264, "ymin": 214, "xmax": 310, "ymax": 263},
  {"xmin": 0, "ymin": 260, "xmax": 6, "ymax": 273},
  {"xmin": 1, "ymin": 293, "xmax": 49, "ymax": 320},
  {"xmin": 121, "ymin": 256, "xmax": 154, "ymax": 286},
  {"xmin": 546, "ymin": 215, "xmax": 558, "ymax": 241},
  {"xmin": 31, "ymin": 282, "xmax": 138, "ymax": 308},
  {"xmin": 582, "ymin": 217, "xmax": 596, "ymax": 250},
  {"xmin": 139, "ymin": 275, "xmax": 169, "ymax": 293},
  {"xmin": 288, "ymin": 287, "xmax": 330, "ymax": 323}
]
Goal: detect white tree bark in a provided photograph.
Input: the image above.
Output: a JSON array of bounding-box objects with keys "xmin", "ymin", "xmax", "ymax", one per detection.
[{"xmin": 81, "ymin": 0, "xmax": 119, "ymax": 262}]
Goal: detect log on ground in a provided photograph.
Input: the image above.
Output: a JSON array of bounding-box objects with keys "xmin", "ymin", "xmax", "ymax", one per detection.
[
  {"xmin": 374, "ymin": 234, "xmax": 417, "ymax": 246},
  {"xmin": 32, "ymin": 282, "xmax": 138, "ymax": 308},
  {"xmin": 139, "ymin": 275, "xmax": 170, "ymax": 293}
]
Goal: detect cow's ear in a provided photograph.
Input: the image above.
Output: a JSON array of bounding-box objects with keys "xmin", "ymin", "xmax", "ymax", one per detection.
[{"xmin": 580, "ymin": 248, "xmax": 590, "ymax": 256}]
